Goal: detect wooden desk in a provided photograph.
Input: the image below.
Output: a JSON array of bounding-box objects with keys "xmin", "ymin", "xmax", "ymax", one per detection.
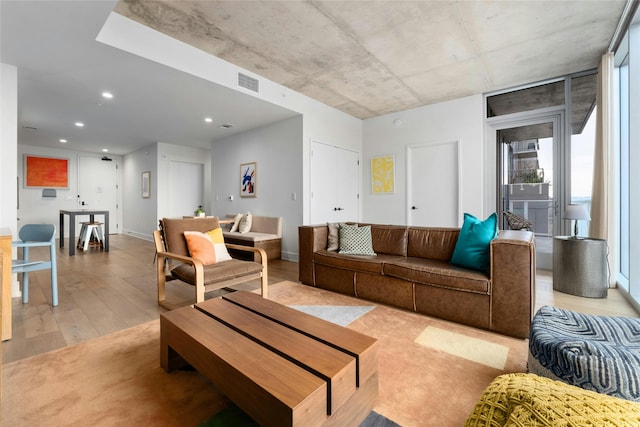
[
  {"xmin": 1, "ymin": 228, "xmax": 12, "ymax": 341},
  {"xmin": 161, "ymin": 291, "xmax": 378, "ymax": 427},
  {"xmin": 59, "ymin": 209, "xmax": 109, "ymax": 256}
]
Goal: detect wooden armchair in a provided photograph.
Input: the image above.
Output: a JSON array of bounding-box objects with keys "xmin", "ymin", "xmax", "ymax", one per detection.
[{"xmin": 153, "ymin": 217, "xmax": 268, "ymax": 309}]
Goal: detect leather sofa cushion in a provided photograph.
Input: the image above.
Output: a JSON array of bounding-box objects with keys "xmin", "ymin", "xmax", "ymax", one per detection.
[
  {"xmin": 171, "ymin": 259, "xmax": 262, "ymax": 285},
  {"xmin": 371, "ymin": 225, "xmax": 408, "ymax": 256},
  {"xmin": 314, "ymin": 250, "xmax": 405, "ymax": 275},
  {"xmin": 384, "ymin": 257, "xmax": 490, "ymax": 294},
  {"xmin": 407, "ymin": 227, "xmax": 459, "ymax": 261}
]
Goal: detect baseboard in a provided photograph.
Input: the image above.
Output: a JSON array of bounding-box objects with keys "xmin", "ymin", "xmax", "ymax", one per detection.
[
  {"xmin": 282, "ymin": 251, "xmax": 298, "ymax": 262},
  {"xmin": 123, "ymin": 229, "xmax": 153, "ymax": 242}
]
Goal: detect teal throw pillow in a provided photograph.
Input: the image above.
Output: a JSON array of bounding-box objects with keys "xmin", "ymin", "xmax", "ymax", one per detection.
[
  {"xmin": 450, "ymin": 212, "xmax": 498, "ymax": 272},
  {"xmin": 339, "ymin": 224, "xmax": 376, "ymax": 256}
]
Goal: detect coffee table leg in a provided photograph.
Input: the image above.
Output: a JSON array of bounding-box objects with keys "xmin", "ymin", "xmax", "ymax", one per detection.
[{"xmin": 160, "ymin": 319, "xmax": 188, "ymax": 373}]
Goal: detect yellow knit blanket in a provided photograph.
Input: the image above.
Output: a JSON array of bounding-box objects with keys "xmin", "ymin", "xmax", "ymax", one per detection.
[{"xmin": 465, "ymin": 373, "xmax": 640, "ymax": 427}]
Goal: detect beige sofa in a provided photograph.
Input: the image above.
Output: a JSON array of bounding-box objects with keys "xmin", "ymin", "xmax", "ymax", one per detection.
[
  {"xmin": 222, "ymin": 214, "xmax": 282, "ymax": 262},
  {"xmin": 299, "ymin": 223, "xmax": 535, "ymax": 338}
]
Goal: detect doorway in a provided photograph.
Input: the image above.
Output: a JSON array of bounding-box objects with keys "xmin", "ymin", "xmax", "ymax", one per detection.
[
  {"xmin": 168, "ymin": 161, "xmax": 204, "ymax": 218},
  {"xmin": 407, "ymin": 141, "xmax": 460, "ymax": 227},
  {"xmin": 310, "ymin": 141, "xmax": 359, "ymax": 224},
  {"xmin": 78, "ymin": 155, "xmax": 118, "ymax": 233},
  {"xmin": 491, "ymin": 113, "xmax": 565, "ymax": 269}
]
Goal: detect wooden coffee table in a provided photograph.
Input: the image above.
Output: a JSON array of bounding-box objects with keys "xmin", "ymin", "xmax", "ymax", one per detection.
[{"xmin": 160, "ymin": 291, "xmax": 378, "ymax": 427}]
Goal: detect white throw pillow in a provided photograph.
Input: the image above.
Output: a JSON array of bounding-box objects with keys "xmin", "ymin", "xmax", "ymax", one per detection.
[
  {"xmin": 229, "ymin": 213, "xmax": 243, "ymax": 232},
  {"xmin": 238, "ymin": 212, "xmax": 252, "ymax": 233}
]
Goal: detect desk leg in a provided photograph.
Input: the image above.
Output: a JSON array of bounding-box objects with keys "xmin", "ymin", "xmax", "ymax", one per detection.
[
  {"xmin": 104, "ymin": 213, "xmax": 109, "ymax": 252},
  {"xmin": 69, "ymin": 216, "xmax": 76, "ymax": 256},
  {"xmin": 59, "ymin": 212, "xmax": 65, "ymax": 248}
]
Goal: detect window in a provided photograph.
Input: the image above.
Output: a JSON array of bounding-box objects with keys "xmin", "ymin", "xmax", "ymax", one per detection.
[{"xmin": 614, "ymin": 11, "xmax": 639, "ymax": 298}]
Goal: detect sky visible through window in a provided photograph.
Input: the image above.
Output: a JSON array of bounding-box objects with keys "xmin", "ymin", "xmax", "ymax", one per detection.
[{"xmin": 535, "ymin": 108, "xmax": 596, "ymax": 200}]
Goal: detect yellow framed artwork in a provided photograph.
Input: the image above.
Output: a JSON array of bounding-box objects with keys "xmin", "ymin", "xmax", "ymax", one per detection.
[{"xmin": 371, "ymin": 155, "xmax": 395, "ymax": 194}]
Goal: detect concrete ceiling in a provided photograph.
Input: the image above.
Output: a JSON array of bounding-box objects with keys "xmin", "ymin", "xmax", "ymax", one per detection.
[
  {"xmin": 1, "ymin": 1, "xmax": 626, "ymax": 155},
  {"xmin": 115, "ymin": 0, "xmax": 624, "ymax": 120}
]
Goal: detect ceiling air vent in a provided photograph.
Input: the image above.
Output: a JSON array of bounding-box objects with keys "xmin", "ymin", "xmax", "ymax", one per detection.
[{"xmin": 238, "ymin": 72, "xmax": 259, "ymax": 93}]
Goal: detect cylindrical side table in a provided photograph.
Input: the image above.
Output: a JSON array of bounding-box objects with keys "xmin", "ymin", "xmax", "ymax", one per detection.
[{"xmin": 553, "ymin": 236, "xmax": 607, "ymax": 298}]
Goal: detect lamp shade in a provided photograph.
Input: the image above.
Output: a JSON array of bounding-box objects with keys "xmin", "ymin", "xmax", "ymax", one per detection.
[{"xmin": 564, "ymin": 204, "xmax": 591, "ymax": 221}]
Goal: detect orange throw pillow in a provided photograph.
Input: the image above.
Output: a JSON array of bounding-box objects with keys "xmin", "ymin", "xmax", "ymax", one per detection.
[{"xmin": 184, "ymin": 228, "xmax": 232, "ymax": 265}]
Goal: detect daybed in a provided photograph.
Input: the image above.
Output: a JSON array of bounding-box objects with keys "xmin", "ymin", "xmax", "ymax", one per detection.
[
  {"xmin": 298, "ymin": 223, "xmax": 535, "ymax": 338},
  {"xmin": 222, "ymin": 214, "xmax": 282, "ymax": 262}
]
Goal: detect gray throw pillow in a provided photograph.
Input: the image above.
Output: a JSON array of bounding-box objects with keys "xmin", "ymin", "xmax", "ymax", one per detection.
[
  {"xmin": 238, "ymin": 212, "xmax": 252, "ymax": 233},
  {"xmin": 327, "ymin": 222, "xmax": 340, "ymax": 251},
  {"xmin": 338, "ymin": 224, "xmax": 376, "ymax": 256},
  {"xmin": 229, "ymin": 213, "xmax": 243, "ymax": 232}
]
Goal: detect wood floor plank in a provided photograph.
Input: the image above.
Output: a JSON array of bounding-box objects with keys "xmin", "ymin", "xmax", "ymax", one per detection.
[
  {"xmin": 69, "ymin": 287, "xmax": 128, "ymax": 335},
  {"xmin": 1, "ymin": 330, "xmax": 67, "ymax": 364},
  {"xmin": 53, "ymin": 307, "xmax": 100, "ymax": 345}
]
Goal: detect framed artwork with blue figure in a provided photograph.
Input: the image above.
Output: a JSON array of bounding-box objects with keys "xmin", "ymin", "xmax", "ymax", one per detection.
[{"xmin": 240, "ymin": 162, "xmax": 256, "ymax": 197}]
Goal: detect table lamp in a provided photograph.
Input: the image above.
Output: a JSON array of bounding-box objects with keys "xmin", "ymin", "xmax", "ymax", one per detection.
[{"xmin": 564, "ymin": 203, "xmax": 591, "ymax": 238}]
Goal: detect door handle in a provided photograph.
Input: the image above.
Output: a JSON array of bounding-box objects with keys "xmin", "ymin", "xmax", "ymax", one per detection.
[{"xmin": 411, "ymin": 206, "xmax": 418, "ymax": 210}]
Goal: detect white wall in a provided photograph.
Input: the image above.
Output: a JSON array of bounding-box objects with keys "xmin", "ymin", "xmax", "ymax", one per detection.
[
  {"xmin": 122, "ymin": 143, "xmax": 157, "ymax": 240},
  {"xmin": 1, "ymin": 63, "xmax": 18, "ymax": 235},
  {"xmin": 17, "ymin": 145, "xmax": 124, "ymax": 237},
  {"xmin": 211, "ymin": 116, "xmax": 303, "ymax": 261},
  {"xmin": 122, "ymin": 142, "xmax": 211, "ymax": 240},
  {"xmin": 362, "ymin": 95, "xmax": 485, "ymax": 225}
]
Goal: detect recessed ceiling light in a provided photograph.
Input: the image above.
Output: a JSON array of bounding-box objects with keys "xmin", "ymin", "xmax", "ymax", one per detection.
[
  {"xmin": 59, "ymin": 139, "xmax": 67, "ymax": 143},
  {"xmin": 102, "ymin": 92, "xmax": 113, "ymax": 99},
  {"xmin": 204, "ymin": 117, "xmax": 213, "ymax": 123},
  {"xmin": 102, "ymin": 148, "xmax": 109, "ymax": 153},
  {"xmin": 75, "ymin": 122, "xmax": 84, "ymax": 127}
]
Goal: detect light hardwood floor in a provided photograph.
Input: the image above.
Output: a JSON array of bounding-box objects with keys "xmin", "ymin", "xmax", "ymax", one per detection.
[{"xmin": 2, "ymin": 234, "xmax": 637, "ymax": 364}]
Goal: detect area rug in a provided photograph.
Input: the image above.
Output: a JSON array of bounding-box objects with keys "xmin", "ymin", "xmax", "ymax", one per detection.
[
  {"xmin": 414, "ymin": 326, "xmax": 509, "ymax": 370},
  {"xmin": 289, "ymin": 305, "xmax": 375, "ymax": 326},
  {"xmin": 2, "ymin": 281, "xmax": 529, "ymax": 427},
  {"xmin": 199, "ymin": 404, "xmax": 400, "ymax": 427}
]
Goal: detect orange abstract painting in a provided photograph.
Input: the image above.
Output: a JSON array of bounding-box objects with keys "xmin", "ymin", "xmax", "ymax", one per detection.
[{"xmin": 25, "ymin": 155, "xmax": 69, "ymax": 188}]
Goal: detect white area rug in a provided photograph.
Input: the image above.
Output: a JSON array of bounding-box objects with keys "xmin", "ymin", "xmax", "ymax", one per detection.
[
  {"xmin": 289, "ymin": 305, "xmax": 375, "ymax": 326},
  {"xmin": 414, "ymin": 326, "xmax": 509, "ymax": 370}
]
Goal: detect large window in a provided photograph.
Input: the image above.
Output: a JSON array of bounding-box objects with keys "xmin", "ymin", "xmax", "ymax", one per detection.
[
  {"xmin": 615, "ymin": 11, "xmax": 638, "ymax": 298},
  {"xmin": 618, "ymin": 53, "xmax": 629, "ymax": 286}
]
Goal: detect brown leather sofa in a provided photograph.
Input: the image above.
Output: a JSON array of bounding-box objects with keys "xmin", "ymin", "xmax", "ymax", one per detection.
[{"xmin": 298, "ymin": 224, "xmax": 535, "ymax": 339}]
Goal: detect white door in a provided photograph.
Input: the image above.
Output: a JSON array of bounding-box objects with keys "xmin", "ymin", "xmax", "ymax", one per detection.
[
  {"xmin": 78, "ymin": 155, "xmax": 118, "ymax": 233},
  {"xmin": 335, "ymin": 148, "xmax": 359, "ymax": 221},
  {"xmin": 310, "ymin": 141, "xmax": 359, "ymax": 224},
  {"xmin": 408, "ymin": 141, "xmax": 459, "ymax": 227},
  {"xmin": 168, "ymin": 161, "xmax": 204, "ymax": 218}
]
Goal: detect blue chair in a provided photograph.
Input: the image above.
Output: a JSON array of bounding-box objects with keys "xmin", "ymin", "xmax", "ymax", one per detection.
[{"xmin": 12, "ymin": 224, "xmax": 58, "ymax": 306}]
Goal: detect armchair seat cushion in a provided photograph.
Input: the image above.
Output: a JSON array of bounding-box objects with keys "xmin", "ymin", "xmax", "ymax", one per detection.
[{"xmin": 171, "ymin": 259, "xmax": 263, "ymax": 286}]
